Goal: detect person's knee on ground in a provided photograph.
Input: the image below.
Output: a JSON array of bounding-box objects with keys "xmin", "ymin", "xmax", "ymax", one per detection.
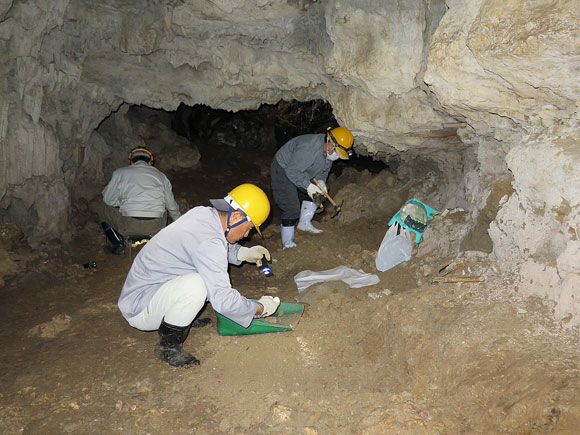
[{"xmin": 297, "ymin": 201, "xmax": 323, "ymax": 234}]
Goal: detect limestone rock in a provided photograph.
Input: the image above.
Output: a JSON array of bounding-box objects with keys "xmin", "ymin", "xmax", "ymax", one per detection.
[{"xmin": 1, "ymin": 0, "xmax": 449, "ymax": 243}]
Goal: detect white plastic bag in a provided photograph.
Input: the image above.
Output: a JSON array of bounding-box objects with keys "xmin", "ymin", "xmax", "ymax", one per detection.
[
  {"xmin": 294, "ymin": 266, "xmax": 380, "ymax": 293},
  {"xmin": 375, "ymin": 222, "xmax": 412, "ymax": 272}
]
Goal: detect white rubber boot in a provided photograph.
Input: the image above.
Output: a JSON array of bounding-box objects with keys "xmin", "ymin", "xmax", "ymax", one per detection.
[
  {"xmin": 297, "ymin": 201, "xmax": 323, "ymax": 234},
  {"xmin": 281, "ymin": 225, "xmax": 297, "ymax": 249}
]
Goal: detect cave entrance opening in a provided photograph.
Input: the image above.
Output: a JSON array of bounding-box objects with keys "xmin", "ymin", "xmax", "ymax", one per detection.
[
  {"xmin": 119, "ymin": 100, "xmax": 389, "ymax": 226},
  {"xmin": 167, "ymin": 99, "xmax": 388, "ymax": 176},
  {"xmin": 123, "ymin": 99, "xmax": 389, "ymax": 181},
  {"xmin": 170, "ymin": 99, "xmax": 336, "ymax": 153}
]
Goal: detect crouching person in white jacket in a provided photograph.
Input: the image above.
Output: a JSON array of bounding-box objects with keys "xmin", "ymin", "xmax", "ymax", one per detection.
[{"xmin": 117, "ymin": 183, "xmax": 279, "ymax": 368}]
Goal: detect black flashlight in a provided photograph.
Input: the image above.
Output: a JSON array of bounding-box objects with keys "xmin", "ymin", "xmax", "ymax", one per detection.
[{"xmin": 258, "ymin": 255, "xmax": 272, "ymax": 277}]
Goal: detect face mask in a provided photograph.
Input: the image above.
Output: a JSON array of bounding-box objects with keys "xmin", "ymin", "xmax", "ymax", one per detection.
[{"xmin": 326, "ymin": 149, "xmax": 340, "ymax": 161}]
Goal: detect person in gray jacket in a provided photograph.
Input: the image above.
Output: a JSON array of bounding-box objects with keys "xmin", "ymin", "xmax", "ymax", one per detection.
[
  {"xmin": 101, "ymin": 147, "xmax": 181, "ymax": 253},
  {"xmin": 271, "ymin": 127, "xmax": 354, "ymax": 249},
  {"xmin": 118, "ymin": 183, "xmax": 280, "ymax": 368}
]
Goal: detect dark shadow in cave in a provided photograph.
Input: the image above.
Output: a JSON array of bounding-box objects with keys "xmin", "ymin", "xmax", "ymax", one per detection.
[
  {"xmin": 171, "ymin": 99, "xmax": 338, "ymax": 151},
  {"xmin": 167, "ymin": 99, "xmax": 389, "ymax": 175}
]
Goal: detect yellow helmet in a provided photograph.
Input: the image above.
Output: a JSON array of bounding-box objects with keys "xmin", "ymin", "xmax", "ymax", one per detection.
[
  {"xmin": 327, "ymin": 127, "xmax": 354, "ymax": 160},
  {"xmin": 227, "ymin": 183, "xmax": 271, "ymax": 236},
  {"xmin": 128, "ymin": 147, "xmax": 154, "ymax": 165}
]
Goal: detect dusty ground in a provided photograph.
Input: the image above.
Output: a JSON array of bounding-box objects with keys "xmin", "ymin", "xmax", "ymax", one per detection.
[{"xmin": 1, "ymin": 145, "xmax": 580, "ymax": 434}]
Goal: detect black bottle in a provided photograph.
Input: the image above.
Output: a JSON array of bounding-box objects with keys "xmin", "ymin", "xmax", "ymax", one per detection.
[{"xmin": 101, "ymin": 222, "xmax": 124, "ymax": 246}]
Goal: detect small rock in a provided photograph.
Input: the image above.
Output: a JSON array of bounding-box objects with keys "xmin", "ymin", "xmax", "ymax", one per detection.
[{"xmin": 273, "ymin": 404, "xmax": 292, "ymax": 422}]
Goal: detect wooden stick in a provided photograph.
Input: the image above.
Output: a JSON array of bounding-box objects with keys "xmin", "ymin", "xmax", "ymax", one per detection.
[{"xmin": 431, "ymin": 276, "xmax": 485, "ymax": 284}]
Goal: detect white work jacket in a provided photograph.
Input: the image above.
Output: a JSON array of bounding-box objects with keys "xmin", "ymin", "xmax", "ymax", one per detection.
[
  {"xmin": 118, "ymin": 207, "xmax": 259, "ymax": 327},
  {"xmin": 102, "ymin": 161, "xmax": 181, "ymax": 220}
]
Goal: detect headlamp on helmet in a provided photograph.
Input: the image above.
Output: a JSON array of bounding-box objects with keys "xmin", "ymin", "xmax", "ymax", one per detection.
[{"xmin": 128, "ymin": 147, "xmax": 154, "ymax": 165}]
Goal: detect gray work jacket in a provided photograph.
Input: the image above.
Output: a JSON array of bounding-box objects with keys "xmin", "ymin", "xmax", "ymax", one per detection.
[
  {"xmin": 118, "ymin": 206, "xmax": 258, "ymax": 327},
  {"xmin": 275, "ymin": 134, "xmax": 333, "ymax": 190}
]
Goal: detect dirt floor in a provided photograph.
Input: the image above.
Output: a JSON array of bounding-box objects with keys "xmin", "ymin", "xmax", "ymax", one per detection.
[{"xmin": 2, "ymin": 144, "xmax": 580, "ymax": 434}]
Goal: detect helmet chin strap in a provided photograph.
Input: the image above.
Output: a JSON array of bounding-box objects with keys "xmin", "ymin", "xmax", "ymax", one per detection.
[{"xmin": 224, "ymin": 207, "xmax": 248, "ymax": 239}]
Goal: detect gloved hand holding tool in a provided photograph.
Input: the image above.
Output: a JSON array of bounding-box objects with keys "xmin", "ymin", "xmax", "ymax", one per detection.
[
  {"xmin": 314, "ymin": 178, "xmax": 328, "ymax": 194},
  {"xmin": 238, "ymin": 246, "xmax": 271, "ymax": 266},
  {"xmin": 306, "ymin": 182, "xmax": 323, "ymax": 200},
  {"xmin": 306, "ymin": 181, "xmax": 325, "ymax": 212},
  {"xmin": 256, "ymin": 295, "xmax": 281, "ymax": 318},
  {"xmin": 312, "ymin": 178, "xmax": 342, "ymax": 218},
  {"xmin": 312, "ymin": 179, "xmax": 328, "ymax": 211}
]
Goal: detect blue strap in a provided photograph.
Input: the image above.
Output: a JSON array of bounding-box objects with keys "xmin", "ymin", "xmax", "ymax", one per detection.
[{"xmin": 224, "ymin": 207, "xmax": 248, "ymax": 238}]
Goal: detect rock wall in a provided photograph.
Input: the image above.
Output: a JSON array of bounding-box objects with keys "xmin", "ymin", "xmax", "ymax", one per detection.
[
  {"xmin": 1, "ymin": 1, "xmax": 579, "ymax": 318},
  {"xmin": 425, "ymin": 0, "xmax": 580, "ymax": 323},
  {"xmin": 1, "ymin": 0, "xmax": 450, "ymax": 246}
]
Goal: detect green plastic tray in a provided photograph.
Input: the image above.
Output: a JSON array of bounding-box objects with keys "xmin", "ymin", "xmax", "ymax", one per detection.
[{"xmin": 215, "ymin": 300, "xmax": 304, "ymax": 336}]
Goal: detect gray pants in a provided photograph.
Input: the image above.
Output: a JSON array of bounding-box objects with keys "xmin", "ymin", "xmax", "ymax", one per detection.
[
  {"xmin": 100, "ymin": 203, "xmax": 167, "ymax": 237},
  {"xmin": 271, "ymin": 159, "xmax": 302, "ymax": 225}
]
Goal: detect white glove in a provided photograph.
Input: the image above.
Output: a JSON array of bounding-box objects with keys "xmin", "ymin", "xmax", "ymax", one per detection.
[
  {"xmin": 307, "ymin": 183, "xmax": 323, "ymax": 200},
  {"xmin": 237, "ymin": 245, "xmax": 271, "ymax": 266},
  {"xmin": 257, "ymin": 295, "xmax": 280, "ymax": 318},
  {"xmin": 315, "ymin": 179, "xmax": 328, "ymax": 194}
]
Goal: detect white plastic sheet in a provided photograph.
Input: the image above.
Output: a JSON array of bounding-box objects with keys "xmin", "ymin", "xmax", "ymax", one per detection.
[{"xmin": 294, "ymin": 266, "xmax": 380, "ymax": 293}]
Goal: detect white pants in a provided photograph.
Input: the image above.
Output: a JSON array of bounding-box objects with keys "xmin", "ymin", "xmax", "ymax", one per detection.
[{"xmin": 128, "ymin": 273, "xmax": 208, "ymax": 331}]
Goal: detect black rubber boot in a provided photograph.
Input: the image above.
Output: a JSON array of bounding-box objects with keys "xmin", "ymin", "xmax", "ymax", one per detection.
[
  {"xmin": 191, "ymin": 317, "xmax": 212, "ymax": 328},
  {"xmin": 154, "ymin": 321, "xmax": 200, "ymax": 368},
  {"xmin": 101, "ymin": 222, "xmax": 125, "ymax": 255}
]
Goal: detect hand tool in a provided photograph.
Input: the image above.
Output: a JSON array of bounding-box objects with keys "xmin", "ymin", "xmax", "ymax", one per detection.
[
  {"xmin": 438, "ymin": 262, "xmax": 464, "ymax": 276},
  {"xmin": 431, "ymin": 276, "xmax": 485, "ymax": 284},
  {"xmin": 312, "ymin": 178, "xmax": 343, "ymax": 218}
]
